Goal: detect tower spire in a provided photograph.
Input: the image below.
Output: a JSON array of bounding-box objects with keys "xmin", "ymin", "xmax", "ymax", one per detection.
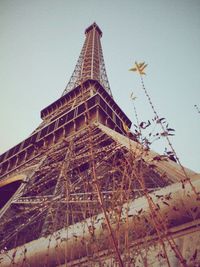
[{"xmin": 62, "ymin": 22, "xmax": 112, "ymax": 97}]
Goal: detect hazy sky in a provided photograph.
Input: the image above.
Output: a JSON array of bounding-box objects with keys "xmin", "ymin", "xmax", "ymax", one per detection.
[{"xmin": 0, "ymin": 0, "xmax": 199, "ymax": 172}]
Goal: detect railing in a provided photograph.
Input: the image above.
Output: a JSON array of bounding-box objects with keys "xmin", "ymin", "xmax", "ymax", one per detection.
[{"xmin": 0, "ymin": 93, "xmax": 128, "ymax": 178}]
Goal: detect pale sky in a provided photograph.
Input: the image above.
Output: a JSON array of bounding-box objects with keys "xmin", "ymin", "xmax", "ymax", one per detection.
[{"xmin": 0, "ymin": 0, "xmax": 200, "ymax": 172}]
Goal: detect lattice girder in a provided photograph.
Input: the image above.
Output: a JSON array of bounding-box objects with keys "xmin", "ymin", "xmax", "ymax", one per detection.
[
  {"xmin": 62, "ymin": 23, "xmax": 112, "ymax": 97},
  {"xmin": 0, "ymin": 124, "xmax": 169, "ymax": 251}
]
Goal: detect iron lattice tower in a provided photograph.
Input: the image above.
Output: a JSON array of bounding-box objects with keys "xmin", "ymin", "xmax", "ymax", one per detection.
[
  {"xmin": 0, "ymin": 23, "xmax": 197, "ymax": 267},
  {"xmin": 0, "ymin": 22, "xmax": 137, "ymax": 255}
]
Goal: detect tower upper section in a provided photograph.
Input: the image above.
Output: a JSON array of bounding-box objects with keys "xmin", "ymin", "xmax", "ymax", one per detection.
[
  {"xmin": 62, "ymin": 23, "xmax": 112, "ymax": 97},
  {"xmin": 0, "ymin": 23, "xmax": 132, "ymax": 178}
]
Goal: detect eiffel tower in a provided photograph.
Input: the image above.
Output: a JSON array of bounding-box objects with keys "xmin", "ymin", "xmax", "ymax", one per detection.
[{"xmin": 0, "ymin": 23, "xmax": 200, "ymax": 267}]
